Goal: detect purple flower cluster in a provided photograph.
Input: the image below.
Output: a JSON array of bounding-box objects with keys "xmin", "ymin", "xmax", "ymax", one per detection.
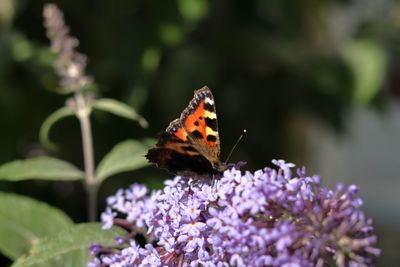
[{"xmin": 89, "ymin": 160, "xmax": 380, "ymax": 267}]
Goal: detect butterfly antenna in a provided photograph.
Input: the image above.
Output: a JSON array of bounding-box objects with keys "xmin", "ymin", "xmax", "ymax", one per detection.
[{"xmin": 224, "ymin": 129, "xmax": 247, "ymax": 164}]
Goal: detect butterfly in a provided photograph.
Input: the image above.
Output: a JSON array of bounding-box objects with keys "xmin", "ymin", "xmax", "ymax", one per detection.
[{"xmin": 146, "ymin": 86, "xmax": 226, "ymax": 177}]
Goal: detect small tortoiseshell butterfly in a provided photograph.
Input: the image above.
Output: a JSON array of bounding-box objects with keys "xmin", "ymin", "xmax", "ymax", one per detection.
[{"xmin": 146, "ymin": 86, "xmax": 226, "ymax": 177}]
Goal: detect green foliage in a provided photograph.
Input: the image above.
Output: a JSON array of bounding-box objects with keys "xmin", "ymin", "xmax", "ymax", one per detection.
[
  {"xmin": 343, "ymin": 39, "xmax": 387, "ymax": 104},
  {"xmin": 11, "ymin": 223, "xmax": 124, "ymax": 267},
  {"xmin": 0, "ymin": 157, "xmax": 84, "ymax": 181},
  {"xmin": 92, "ymin": 98, "xmax": 148, "ymax": 128},
  {"xmin": 177, "ymin": 0, "xmax": 209, "ymax": 24},
  {"xmin": 0, "ymin": 192, "xmax": 73, "ymax": 260},
  {"xmin": 142, "ymin": 47, "xmax": 161, "ymax": 73},
  {"xmin": 39, "ymin": 106, "xmax": 76, "ymax": 150},
  {"xmin": 96, "ymin": 139, "xmax": 154, "ymax": 182}
]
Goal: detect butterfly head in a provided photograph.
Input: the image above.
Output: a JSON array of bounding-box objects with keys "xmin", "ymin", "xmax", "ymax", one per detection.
[{"xmin": 212, "ymin": 161, "xmax": 227, "ymax": 174}]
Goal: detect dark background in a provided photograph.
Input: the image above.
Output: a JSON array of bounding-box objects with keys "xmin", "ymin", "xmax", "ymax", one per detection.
[{"xmin": 0, "ymin": 0, "xmax": 399, "ymax": 265}]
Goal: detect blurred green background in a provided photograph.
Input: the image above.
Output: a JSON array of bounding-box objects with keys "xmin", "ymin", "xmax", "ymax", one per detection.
[{"xmin": 0, "ymin": 0, "xmax": 399, "ymax": 265}]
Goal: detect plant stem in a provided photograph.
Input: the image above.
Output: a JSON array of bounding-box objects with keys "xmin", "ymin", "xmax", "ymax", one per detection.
[
  {"xmin": 75, "ymin": 92, "xmax": 97, "ymax": 221},
  {"xmin": 87, "ymin": 183, "xmax": 99, "ymax": 222}
]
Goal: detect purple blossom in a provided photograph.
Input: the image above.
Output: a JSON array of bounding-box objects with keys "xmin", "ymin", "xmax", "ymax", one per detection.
[
  {"xmin": 101, "ymin": 207, "xmax": 116, "ymax": 230},
  {"xmin": 89, "ymin": 160, "xmax": 380, "ymax": 266}
]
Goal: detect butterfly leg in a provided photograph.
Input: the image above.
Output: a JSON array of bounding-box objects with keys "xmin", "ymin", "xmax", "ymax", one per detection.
[
  {"xmin": 211, "ymin": 174, "xmax": 217, "ymax": 187},
  {"xmin": 188, "ymin": 178, "xmax": 197, "ymax": 194},
  {"xmin": 188, "ymin": 181, "xmax": 193, "ymax": 195}
]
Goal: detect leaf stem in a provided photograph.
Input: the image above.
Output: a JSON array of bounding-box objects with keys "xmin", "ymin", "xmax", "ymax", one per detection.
[{"xmin": 75, "ymin": 92, "xmax": 97, "ymax": 221}]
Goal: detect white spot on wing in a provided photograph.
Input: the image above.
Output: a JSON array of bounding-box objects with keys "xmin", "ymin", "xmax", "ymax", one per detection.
[{"xmin": 205, "ymin": 97, "xmax": 214, "ymax": 105}]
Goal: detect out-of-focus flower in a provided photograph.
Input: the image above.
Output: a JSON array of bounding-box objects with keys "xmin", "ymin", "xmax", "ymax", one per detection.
[
  {"xmin": 43, "ymin": 4, "xmax": 91, "ymax": 92},
  {"xmin": 89, "ymin": 160, "xmax": 380, "ymax": 267}
]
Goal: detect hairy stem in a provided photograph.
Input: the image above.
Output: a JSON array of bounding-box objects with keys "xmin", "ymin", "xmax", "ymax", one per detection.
[{"xmin": 75, "ymin": 92, "xmax": 97, "ymax": 221}]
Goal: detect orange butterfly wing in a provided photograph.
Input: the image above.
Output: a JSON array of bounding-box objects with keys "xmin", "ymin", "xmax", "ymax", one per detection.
[{"xmin": 146, "ymin": 86, "xmax": 225, "ymax": 176}]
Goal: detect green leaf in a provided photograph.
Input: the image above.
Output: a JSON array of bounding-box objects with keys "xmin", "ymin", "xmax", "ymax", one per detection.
[
  {"xmin": 0, "ymin": 192, "xmax": 73, "ymax": 260},
  {"xmin": 342, "ymin": 39, "xmax": 387, "ymax": 104},
  {"xmin": 39, "ymin": 106, "xmax": 76, "ymax": 149},
  {"xmin": 142, "ymin": 47, "xmax": 161, "ymax": 72},
  {"xmin": 96, "ymin": 139, "xmax": 154, "ymax": 182},
  {"xmin": 0, "ymin": 157, "xmax": 85, "ymax": 181},
  {"xmin": 177, "ymin": 0, "xmax": 209, "ymax": 23},
  {"xmin": 92, "ymin": 98, "xmax": 148, "ymax": 128},
  {"xmin": 12, "ymin": 223, "xmax": 125, "ymax": 267}
]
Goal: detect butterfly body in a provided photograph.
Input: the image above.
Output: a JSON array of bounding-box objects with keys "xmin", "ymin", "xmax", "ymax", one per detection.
[{"xmin": 146, "ymin": 86, "xmax": 226, "ymax": 177}]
